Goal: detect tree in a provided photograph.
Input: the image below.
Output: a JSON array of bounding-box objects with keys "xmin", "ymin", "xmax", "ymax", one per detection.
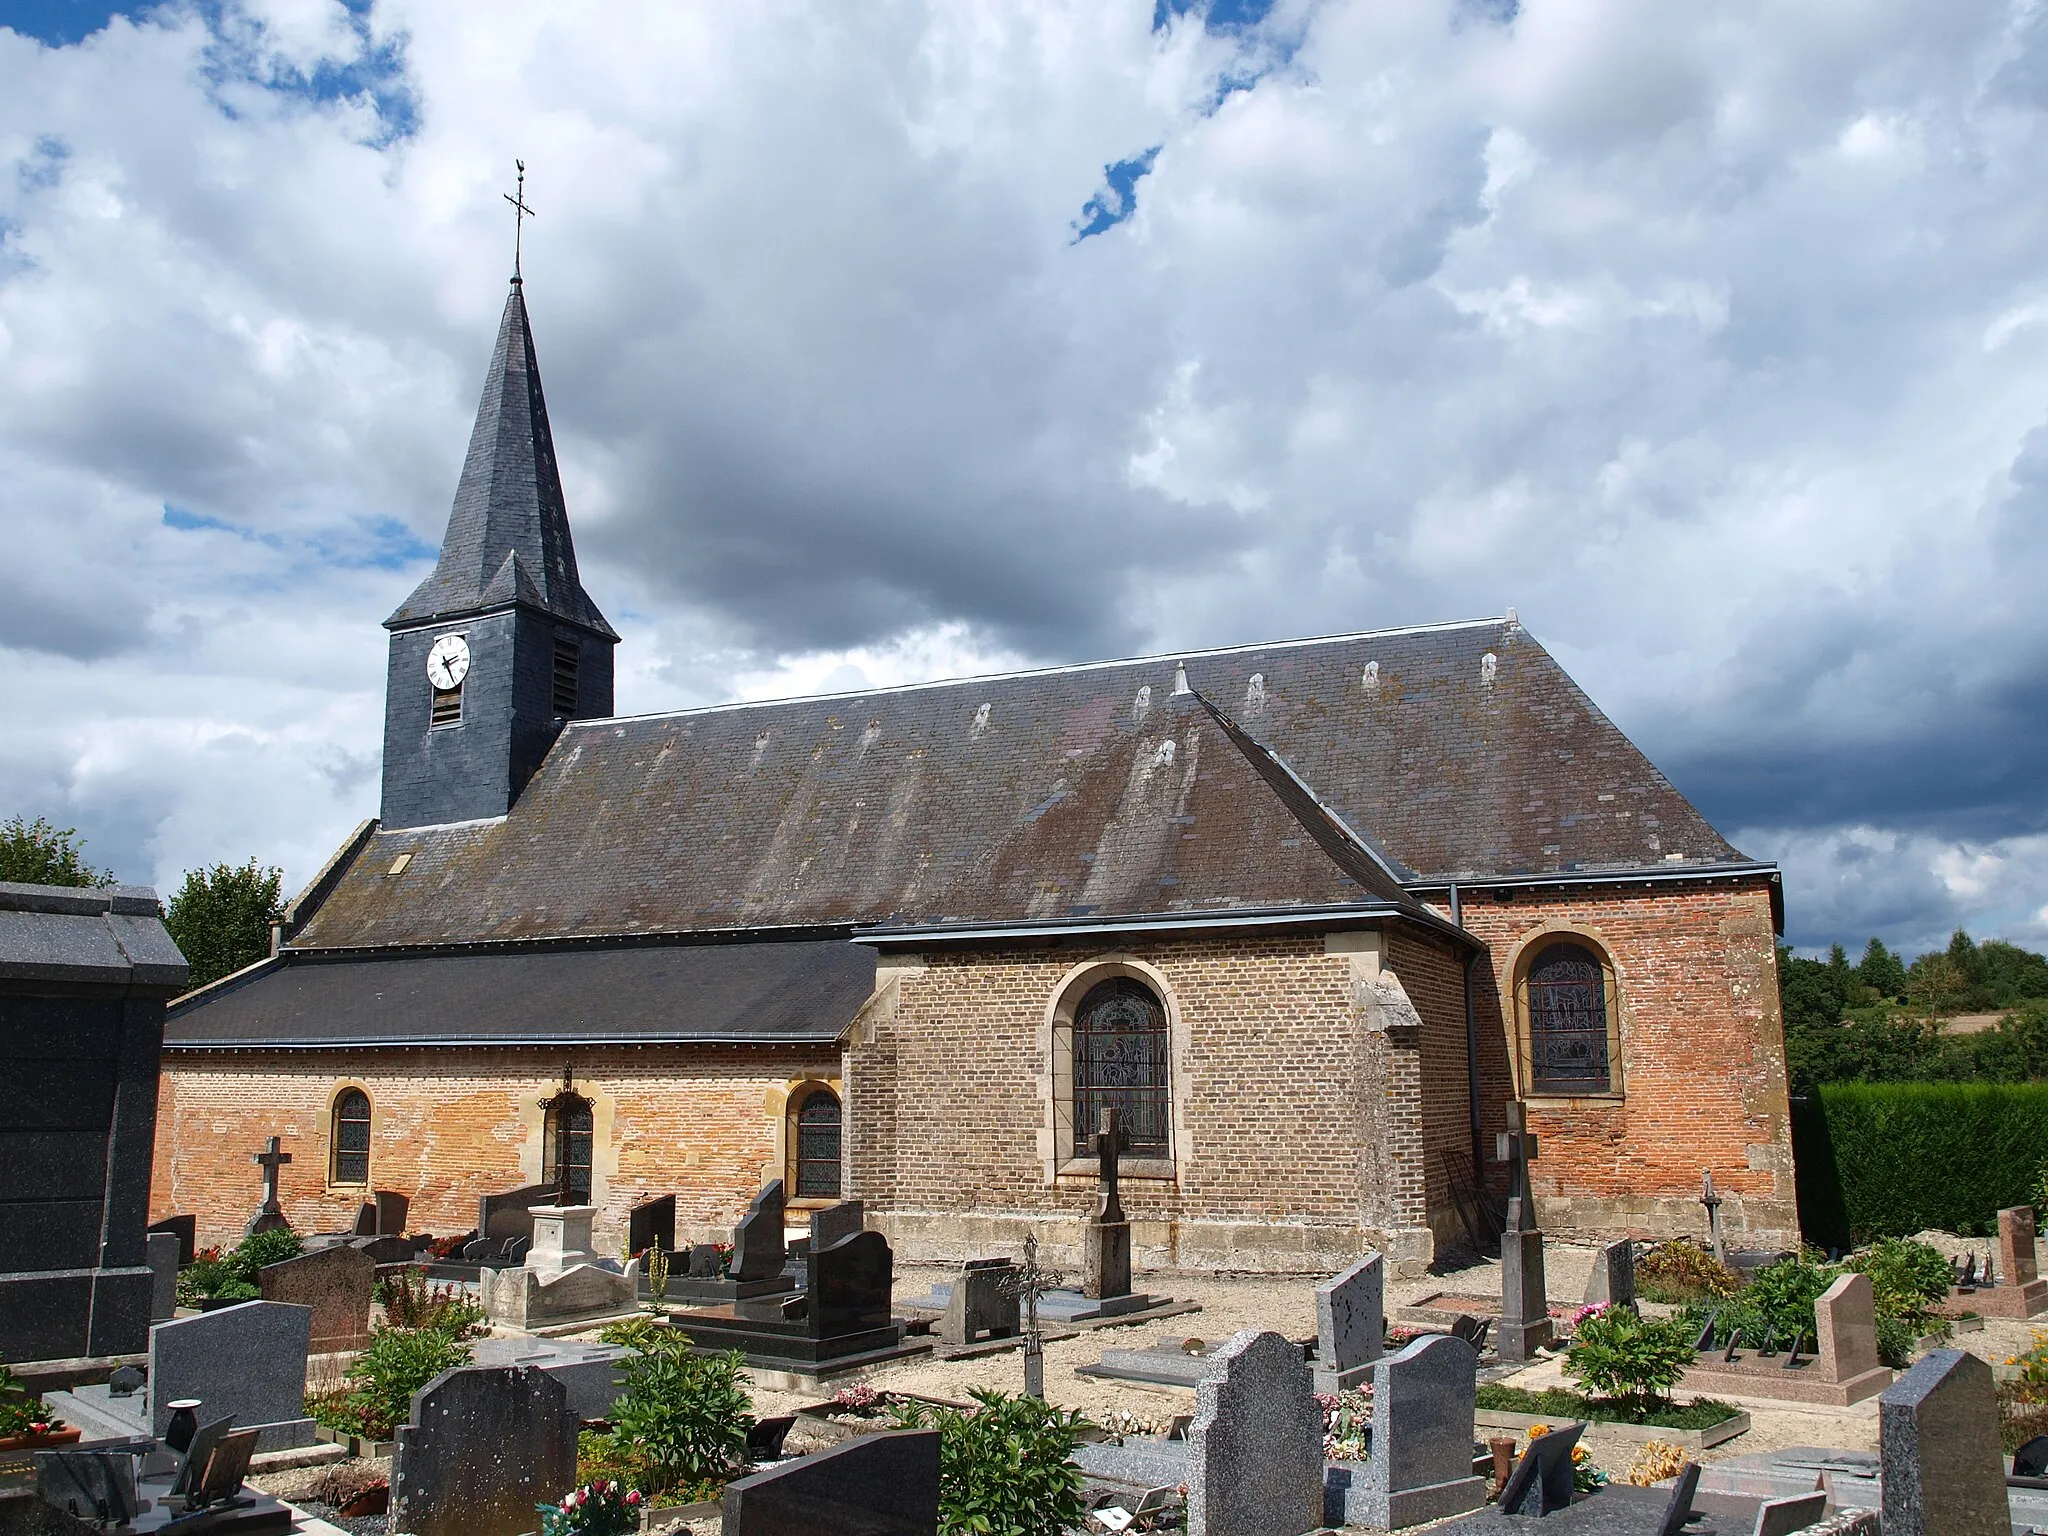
[
  {"xmin": 164, "ymin": 861, "xmax": 284, "ymax": 989},
  {"xmin": 0, "ymin": 816, "xmax": 109, "ymax": 887},
  {"xmin": 1855, "ymin": 938, "xmax": 1908, "ymax": 1002}
]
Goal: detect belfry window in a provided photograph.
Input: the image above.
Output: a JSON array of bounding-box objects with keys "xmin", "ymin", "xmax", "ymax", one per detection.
[
  {"xmin": 332, "ymin": 1089, "xmax": 371, "ymax": 1185},
  {"xmin": 552, "ymin": 636, "xmax": 579, "ymax": 716},
  {"xmin": 541, "ymin": 1091, "xmax": 594, "ymax": 1204},
  {"xmin": 1523, "ymin": 941, "xmax": 1615, "ymax": 1095},
  {"xmin": 792, "ymin": 1087, "xmax": 843, "ymax": 1201},
  {"xmin": 430, "ymin": 686, "xmax": 463, "ymax": 726},
  {"xmin": 1072, "ymin": 977, "xmax": 1171, "ymax": 1158}
]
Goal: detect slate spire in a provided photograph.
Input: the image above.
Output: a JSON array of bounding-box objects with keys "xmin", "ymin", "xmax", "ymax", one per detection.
[{"xmin": 387, "ymin": 280, "xmax": 616, "ymax": 637}]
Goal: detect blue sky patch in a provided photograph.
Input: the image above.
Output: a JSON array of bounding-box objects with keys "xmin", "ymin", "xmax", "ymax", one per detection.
[
  {"xmin": 0, "ymin": 0, "xmax": 133, "ymax": 46},
  {"xmin": 1073, "ymin": 146, "xmax": 1162, "ymax": 243},
  {"xmin": 1154, "ymin": 0, "xmax": 1275, "ymax": 34},
  {"xmin": 162, "ymin": 504, "xmax": 236, "ymax": 532}
]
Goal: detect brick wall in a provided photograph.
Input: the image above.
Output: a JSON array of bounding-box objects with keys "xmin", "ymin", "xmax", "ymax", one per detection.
[
  {"xmin": 150, "ymin": 1045, "xmax": 836, "ymax": 1252},
  {"xmin": 1456, "ymin": 878, "xmax": 1798, "ymax": 1247}
]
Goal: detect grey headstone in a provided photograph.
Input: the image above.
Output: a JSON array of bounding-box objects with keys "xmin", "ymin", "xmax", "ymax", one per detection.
[
  {"xmin": 1498, "ymin": 1420, "xmax": 1583, "ymax": 1516},
  {"xmin": 374, "ymin": 1190, "xmax": 410, "ymax": 1236},
  {"xmin": 390, "ymin": 1366, "xmax": 578, "ymax": 1536},
  {"xmin": 1186, "ymin": 1330, "xmax": 1323, "ymax": 1536},
  {"xmin": 148, "ymin": 1300, "xmax": 316, "ymax": 1450},
  {"xmin": 351, "ymin": 1203, "xmax": 378, "ymax": 1238},
  {"xmin": 730, "ymin": 1180, "xmax": 787, "ymax": 1282},
  {"xmin": 1314, "ymin": 1251, "xmax": 1384, "ymax": 1391},
  {"xmin": 1499, "ymin": 1227, "xmax": 1550, "ymax": 1361},
  {"xmin": 1879, "ymin": 1349, "xmax": 2008, "ymax": 1536},
  {"xmin": 145, "ymin": 1232, "xmax": 180, "ymax": 1323},
  {"xmin": 937, "ymin": 1259, "xmax": 1019, "ymax": 1347},
  {"xmin": 1355, "ymin": 1333, "xmax": 1486, "ymax": 1529},
  {"xmin": 1583, "ymin": 1239, "xmax": 1636, "ymax": 1308},
  {"xmin": 147, "ymin": 1216, "xmax": 197, "ymax": 1269},
  {"xmin": 257, "ymin": 1244, "xmax": 374, "ymax": 1352},
  {"xmin": 722, "ymin": 1428, "xmax": 939, "ymax": 1534},
  {"xmin": 809, "ymin": 1199, "xmax": 864, "ymax": 1251},
  {"xmin": 1752, "ymin": 1491, "xmax": 1830, "ymax": 1536}
]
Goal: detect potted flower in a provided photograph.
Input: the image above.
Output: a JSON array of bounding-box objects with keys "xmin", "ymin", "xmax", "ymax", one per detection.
[
  {"xmin": 539, "ymin": 1479, "xmax": 642, "ymax": 1536},
  {"xmin": 0, "ymin": 1366, "xmax": 77, "ymax": 1451}
]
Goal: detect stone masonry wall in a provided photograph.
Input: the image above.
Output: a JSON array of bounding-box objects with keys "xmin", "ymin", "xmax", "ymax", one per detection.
[
  {"xmin": 150, "ymin": 1045, "xmax": 836, "ymax": 1253},
  {"xmin": 1456, "ymin": 877, "xmax": 1798, "ymax": 1249}
]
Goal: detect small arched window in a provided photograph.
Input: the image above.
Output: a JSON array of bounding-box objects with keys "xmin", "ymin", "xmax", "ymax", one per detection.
[
  {"xmin": 332, "ymin": 1089, "xmax": 371, "ymax": 1186},
  {"xmin": 1523, "ymin": 941, "xmax": 1615, "ymax": 1095},
  {"xmin": 542, "ymin": 1092, "xmax": 594, "ymax": 1204},
  {"xmin": 792, "ymin": 1088, "xmax": 843, "ymax": 1201},
  {"xmin": 1073, "ymin": 977, "xmax": 1171, "ymax": 1158}
]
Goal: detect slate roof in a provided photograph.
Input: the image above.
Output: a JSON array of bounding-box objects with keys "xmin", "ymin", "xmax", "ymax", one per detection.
[
  {"xmin": 0, "ymin": 882, "xmax": 189, "ymax": 993},
  {"xmin": 288, "ymin": 618, "xmax": 1756, "ymax": 950},
  {"xmin": 164, "ymin": 938, "xmax": 871, "ymax": 1049},
  {"xmin": 386, "ymin": 280, "xmax": 615, "ymax": 638}
]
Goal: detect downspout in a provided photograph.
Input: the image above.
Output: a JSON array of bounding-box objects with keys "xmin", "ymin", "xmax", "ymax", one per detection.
[{"xmin": 1452, "ymin": 882, "xmax": 1486, "ymax": 1217}]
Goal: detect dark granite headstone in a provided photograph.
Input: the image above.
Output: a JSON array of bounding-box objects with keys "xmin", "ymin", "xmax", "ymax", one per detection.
[
  {"xmin": 352, "ymin": 1204, "xmax": 378, "ymax": 1238},
  {"xmin": 476, "ymin": 1182, "xmax": 555, "ymax": 1244},
  {"xmin": 1497, "ymin": 1420, "xmax": 1585, "ymax": 1516},
  {"xmin": 629, "ymin": 1194, "xmax": 675, "ymax": 1258},
  {"xmin": 730, "ymin": 1180, "xmax": 788, "ymax": 1282},
  {"xmin": 145, "ymin": 1232, "xmax": 180, "ymax": 1324},
  {"xmin": 937, "ymin": 1259, "xmax": 1020, "ymax": 1347},
  {"xmin": 810, "ymin": 1199, "xmax": 864, "ymax": 1251},
  {"xmin": 721, "ymin": 1428, "xmax": 939, "ymax": 1535},
  {"xmin": 1879, "ymin": 1349, "xmax": 2009, "ymax": 1536},
  {"xmin": 0, "ymin": 882, "xmax": 187, "ymax": 1364},
  {"xmin": 813, "ymin": 1230, "xmax": 892, "ymax": 1338},
  {"xmin": 390, "ymin": 1365, "xmax": 578, "ymax": 1536},
  {"xmin": 374, "ymin": 1190, "xmax": 409, "ymax": 1236},
  {"xmin": 2015, "ymin": 1434, "xmax": 2048, "ymax": 1479},
  {"xmin": 147, "ymin": 1215, "xmax": 197, "ymax": 1269},
  {"xmin": 687, "ymin": 1243, "xmax": 724, "ymax": 1278}
]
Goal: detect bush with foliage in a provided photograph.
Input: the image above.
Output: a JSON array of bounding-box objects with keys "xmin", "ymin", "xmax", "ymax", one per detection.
[
  {"xmin": 538, "ymin": 1480, "xmax": 642, "ymax": 1536},
  {"xmin": 0, "ymin": 816, "xmax": 109, "ymax": 887},
  {"xmin": 164, "ymin": 860, "xmax": 285, "ymax": 989},
  {"xmin": 606, "ymin": 1332, "xmax": 752, "ymax": 1499},
  {"xmin": 1847, "ymin": 1236, "xmax": 1956, "ymax": 1364},
  {"xmin": 1713, "ymin": 1253, "xmax": 1838, "ymax": 1352},
  {"xmin": 331, "ymin": 1326, "xmax": 474, "ymax": 1438},
  {"xmin": 2010, "ymin": 1331, "xmax": 2048, "ymax": 1402},
  {"xmin": 1562, "ymin": 1305, "xmax": 1698, "ymax": 1414},
  {"xmin": 891, "ymin": 1389, "xmax": 1091, "ymax": 1536},
  {"xmin": 1474, "ymin": 1383, "xmax": 1736, "ymax": 1432},
  {"xmin": 178, "ymin": 1229, "xmax": 305, "ymax": 1305},
  {"xmin": 0, "ymin": 1364, "xmax": 64, "ymax": 1437},
  {"xmin": 375, "ymin": 1268, "xmax": 486, "ymax": 1338},
  {"xmin": 1633, "ymin": 1241, "xmax": 1743, "ymax": 1305}
]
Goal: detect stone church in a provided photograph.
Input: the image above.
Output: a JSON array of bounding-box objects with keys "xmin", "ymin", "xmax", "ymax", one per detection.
[{"xmin": 150, "ymin": 275, "xmax": 1799, "ymax": 1273}]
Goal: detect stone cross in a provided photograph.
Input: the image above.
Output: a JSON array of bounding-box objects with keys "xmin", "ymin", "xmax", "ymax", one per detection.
[
  {"xmin": 246, "ymin": 1136, "xmax": 292, "ymax": 1234},
  {"xmin": 1094, "ymin": 1106, "xmax": 1128, "ymax": 1223},
  {"xmin": 1700, "ymin": 1170, "xmax": 1726, "ymax": 1264},
  {"xmin": 1495, "ymin": 1102, "xmax": 1538, "ymax": 1233}
]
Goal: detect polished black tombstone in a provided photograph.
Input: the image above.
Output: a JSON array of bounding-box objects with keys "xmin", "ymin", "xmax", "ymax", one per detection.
[
  {"xmin": 657, "ymin": 1181, "xmax": 796, "ymax": 1304},
  {"xmin": 0, "ymin": 882, "xmax": 188, "ymax": 1365},
  {"xmin": 629, "ymin": 1194, "xmax": 675, "ymax": 1258},
  {"xmin": 146, "ymin": 1215, "xmax": 197, "ymax": 1269},
  {"xmin": 722, "ymin": 1428, "xmax": 939, "ymax": 1535},
  {"xmin": 670, "ymin": 1230, "xmax": 909, "ymax": 1370}
]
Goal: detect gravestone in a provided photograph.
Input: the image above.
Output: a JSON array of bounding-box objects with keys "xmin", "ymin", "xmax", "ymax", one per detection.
[
  {"xmin": 246, "ymin": 1136, "xmax": 293, "ymax": 1236},
  {"xmin": 1970, "ymin": 1206, "xmax": 2048, "ymax": 1318},
  {"xmin": 145, "ymin": 1232, "xmax": 180, "ymax": 1324},
  {"xmin": 813, "ymin": 1229, "xmax": 893, "ymax": 1338},
  {"xmin": 0, "ymin": 881, "xmax": 187, "ymax": 1364},
  {"xmin": 1185, "ymin": 1330, "xmax": 1323, "ymax": 1536},
  {"xmin": 1879, "ymin": 1349, "xmax": 2009, "ymax": 1536},
  {"xmin": 937, "ymin": 1258, "xmax": 1020, "ymax": 1347},
  {"xmin": 1495, "ymin": 1102, "xmax": 1550, "ymax": 1361},
  {"xmin": 351, "ymin": 1203, "xmax": 378, "ymax": 1238},
  {"xmin": 811, "ymin": 1199, "xmax": 865, "ymax": 1251},
  {"xmin": 153, "ymin": 1301, "xmax": 315, "ymax": 1448},
  {"xmin": 390, "ymin": 1365, "xmax": 578, "ymax": 1536},
  {"xmin": 1081, "ymin": 1108, "xmax": 1134, "ymax": 1301},
  {"xmin": 526, "ymin": 1206, "xmax": 600, "ymax": 1277},
  {"xmin": 1313, "ymin": 1251, "xmax": 1384, "ymax": 1392},
  {"xmin": 469, "ymin": 1335, "xmax": 631, "ymax": 1422},
  {"xmin": 1583, "ymin": 1239, "xmax": 1636, "ymax": 1308},
  {"xmin": 721, "ymin": 1428, "xmax": 939, "ymax": 1535},
  {"xmin": 1682, "ymin": 1269, "xmax": 1890, "ymax": 1406},
  {"xmin": 147, "ymin": 1215, "xmax": 197, "ymax": 1269},
  {"xmin": 730, "ymin": 1180, "xmax": 788, "ymax": 1282},
  {"xmin": 628, "ymin": 1194, "xmax": 675, "ymax": 1258},
  {"xmin": 1351, "ymin": 1333, "xmax": 1486, "ymax": 1529},
  {"xmin": 1817, "ymin": 1272, "xmax": 1882, "ymax": 1384},
  {"xmin": 476, "ymin": 1182, "xmax": 555, "ymax": 1246},
  {"xmin": 1496, "ymin": 1420, "xmax": 1584, "ymax": 1516},
  {"xmin": 374, "ymin": 1190, "xmax": 409, "ymax": 1236},
  {"xmin": 258, "ymin": 1244, "xmax": 374, "ymax": 1353}
]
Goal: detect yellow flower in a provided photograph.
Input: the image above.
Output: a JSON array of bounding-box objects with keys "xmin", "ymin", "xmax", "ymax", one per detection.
[
  {"xmin": 1572, "ymin": 1446, "xmax": 1589, "ymax": 1464},
  {"xmin": 1527, "ymin": 1424, "xmax": 1550, "ymax": 1439}
]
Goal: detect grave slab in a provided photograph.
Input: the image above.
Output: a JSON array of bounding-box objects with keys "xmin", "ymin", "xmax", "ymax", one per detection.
[
  {"xmin": 1313, "ymin": 1252, "xmax": 1384, "ymax": 1392},
  {"xmin": 468, "ymin": 1335, "xmax": 631, "ymax": 1423},
  {"xmin": 1681, "ymin": 1271, "xmax": 1890, "ymax": 1407}
]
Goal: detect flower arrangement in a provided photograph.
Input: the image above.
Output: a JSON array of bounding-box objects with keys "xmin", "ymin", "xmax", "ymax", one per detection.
[
  {"xmin": 1314, "ymin": 1389, "xmax": 1372, "ymax": 1463},
  {"xmin": 831, "ymin": 1384, "xmax": 883, "ymax": 1416},
  {"xmin": 538, "ymin": 1479, "xmax": 642, "ymax": 1536},
  {"xmin": 1623, "ymin": 1441, "xmax": 1690, "ymax": 1488},
  {"xmin": 1523, "ymin": 1424, "xmax": 1606, "ymax": 1494},
  {"xmin": 0, "ymin": 1365, "xmax": 64, "ymax": 1440}
]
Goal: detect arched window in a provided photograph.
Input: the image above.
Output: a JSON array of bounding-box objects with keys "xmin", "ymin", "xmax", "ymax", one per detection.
[
  {"xmin": 792, "ymin": 1088, "xmax": 843, "ymax": 1201},
  {"xmin": 542, "ymin": 1092, "xmax": 594, "ymax": 1204},
  {"xmin": 1522, "ymin": 940, "xmax": 1616, "ymax": 1095},
  {"xmin": 332, "ymin": 1089, "xmax": 371, "ymax": 1186},
  {"xmin": 1072, "ymin": 977, "xmax": 1171, "ymax": 1158}
]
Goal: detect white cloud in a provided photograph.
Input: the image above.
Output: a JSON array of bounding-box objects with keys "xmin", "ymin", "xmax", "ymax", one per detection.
[{"xmin": 0, "ymin": 0, "xmax": 2043, "ymax": 954}]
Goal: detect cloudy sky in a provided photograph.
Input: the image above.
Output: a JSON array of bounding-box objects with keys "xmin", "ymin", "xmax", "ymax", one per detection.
[{"xmin": 2, "ymin": 0, "xmax": 2044, "ymax": 956}]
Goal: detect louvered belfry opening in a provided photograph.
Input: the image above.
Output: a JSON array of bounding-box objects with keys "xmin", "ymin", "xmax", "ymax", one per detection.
[
  {"xmin": 430, "ymin": 684, "xmax": 462, "ymax": 727},
  {"xmin": 552, "ymin": 635, "xmax": 579, "ymax": 716}
]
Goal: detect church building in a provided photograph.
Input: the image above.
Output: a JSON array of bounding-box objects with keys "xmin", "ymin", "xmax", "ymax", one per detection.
[{"xmin": 150, "ymin": 275, "xmax": 1800, "ymax": 1274}]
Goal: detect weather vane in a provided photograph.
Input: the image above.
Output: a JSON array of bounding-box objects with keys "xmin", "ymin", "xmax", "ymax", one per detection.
[{"xmin": 504, "ymin": 159, "xmax": 534, "ymax": 280}]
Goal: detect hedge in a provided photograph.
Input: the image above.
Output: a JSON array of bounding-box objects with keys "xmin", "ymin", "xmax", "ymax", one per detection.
[{"xmin": 1792, "ymin": 1081, "xmax": 2048, "ymax": 1247}]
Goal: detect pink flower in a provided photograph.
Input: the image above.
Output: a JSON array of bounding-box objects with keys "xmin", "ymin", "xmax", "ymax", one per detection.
[{"xmin": 625, "ymin": 1491, "xmax": 642, "ymax": 1506}]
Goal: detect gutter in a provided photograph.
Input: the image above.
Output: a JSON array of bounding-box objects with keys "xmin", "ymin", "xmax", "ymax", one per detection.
[
  {"xmin": 855, "ymin": 899, "xmax": 1480, "ymax": 952},
  {"xmin": 162, "ymin": 1031, "xmax": 846, "ymax": 1052}
]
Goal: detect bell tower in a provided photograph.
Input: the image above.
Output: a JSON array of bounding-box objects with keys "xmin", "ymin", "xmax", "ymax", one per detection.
[{"xmin": 379, "ymin": 274, "xmax": 618, "ymax": 830}]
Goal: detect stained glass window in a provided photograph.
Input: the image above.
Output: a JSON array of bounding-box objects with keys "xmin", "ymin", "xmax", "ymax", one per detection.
[
  {"xmin": 543, "ymin": 1094, "xmax": 594, "ymax": 1204},
  {"xmin": 332, "ymin": 1089, "xmax": 371, "ymax": 1185},
  {"xmin": 795, "ymin": 1090, "xmax": 842, "ymax": 1200},
  {"xmin": 1073, "ymin": 977, "xmax": 1170, "ymax": 1158},
  {"xmin": 1527, "ymin": 942, "xmax": 1612, "ymax": 1094}
]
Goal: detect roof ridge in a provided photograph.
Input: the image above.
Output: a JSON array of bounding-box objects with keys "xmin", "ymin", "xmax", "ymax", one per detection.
[{"xmin": 575, "ymin": 615, "xmax": 1513, "ymax": 728}]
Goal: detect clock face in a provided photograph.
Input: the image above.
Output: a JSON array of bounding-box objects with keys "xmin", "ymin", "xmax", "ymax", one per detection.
[{"xmin": 426, "ymin": 633, "xmax": 471, "ymax": 691}]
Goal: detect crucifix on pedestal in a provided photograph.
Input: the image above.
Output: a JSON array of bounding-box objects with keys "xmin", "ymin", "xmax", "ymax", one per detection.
[
  {"xmin": 1081, "ymin": 1106, "xmax": 1134, "ymax": 1300},
  {"xmin": 1699, "ymin": 1170, "xmax": 1726, "ymax": 1264},
  {"xmin": 1493, "ymin": 1101, "xmax": 1551, "ymax": 1361},
  {"xmin": 1496, "ymin": 1100, "xmax": 1539, "ymax": 1233},
  {"xmin": 246, "ymin": 1135, "xmax": 293, "ymax": 1236},
  {"xmin": 1094, "ymin": 1105, "xmax": 1128, "ymax": 1224}
]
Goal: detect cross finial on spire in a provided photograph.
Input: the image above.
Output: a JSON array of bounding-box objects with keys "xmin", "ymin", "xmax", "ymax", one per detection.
[{"xmin": 504, "ymin": 159, "xmax": 534, "ymax": 281}]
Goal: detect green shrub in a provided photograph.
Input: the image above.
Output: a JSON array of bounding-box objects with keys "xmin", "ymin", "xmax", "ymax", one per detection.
[
  {"xmin": 1717, "ymin": 1253, "xmax": 1838, "ymax": 1351},
  {"xmin": 1473, "ymin": 1383, "xmax": 1738, "ymax": 1431},
  {"xmin": 1846, "ymin": 1238, "xmax": 1953, "ymax": 1331},
  {"xmin": 608, "ymin": 1337, "xmax": 752, "ymax": 1498},
  {"xmin": 1794, "ymin": 1082, "xmax": 2048, "ymax": 1244},
  {"xmin": 891, "ymin": 1389, "xmax": 1091, "ymax": 1536},
  {"xmin": 179, "ymin": 1230, "xmax": 305, "ymax": 1305},
  {"xmin": 1563, "ymin": 1306, "xmax": 1697, "ymax": 1413},
  {"xmin": 342, "ymin": 1326, "xmax": 473, "ymax": 1437},
  {"xmin": 1634, "ymin": 1241, "xmax": 1743, "ymax": 1305}
]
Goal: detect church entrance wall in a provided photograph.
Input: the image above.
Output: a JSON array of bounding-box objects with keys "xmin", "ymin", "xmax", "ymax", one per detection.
[{"xmin": 150, "ymin": 1045, "xmax": 838, "ymax": 1253}]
